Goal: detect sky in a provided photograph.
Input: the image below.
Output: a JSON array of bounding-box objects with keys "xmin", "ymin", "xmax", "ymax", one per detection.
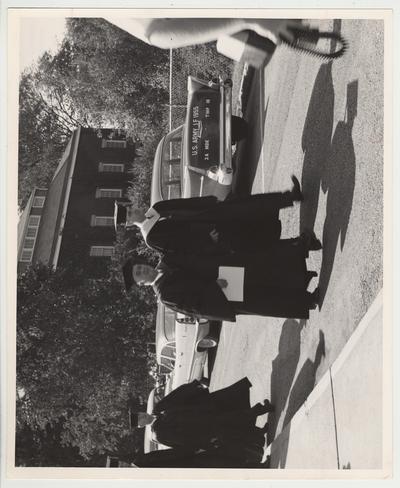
[{"xmin": 19, "ymin": 17, "xmax": 67, "ymax": 73}]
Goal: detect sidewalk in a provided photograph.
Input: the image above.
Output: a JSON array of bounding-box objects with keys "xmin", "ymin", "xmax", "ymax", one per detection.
[{"xmin": 266, "ymin": 291, "xmax": 387, "ymax": 470}]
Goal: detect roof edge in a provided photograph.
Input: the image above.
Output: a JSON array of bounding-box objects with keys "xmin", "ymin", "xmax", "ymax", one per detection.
[{"xmin": 50, "ymin": 127, "xmax": 82, "ymax": 269}]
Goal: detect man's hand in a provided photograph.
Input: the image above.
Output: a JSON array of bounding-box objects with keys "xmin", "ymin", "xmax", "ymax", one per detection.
[
  {"xmin": 210, "ymin": 229, "xmax": 219, "ymax": 243},
  {"xmin": 251, "ymin": 19, "xmax": 304, "ymax": 44},
  {"xmin": 210, "ymin": 437, "xmax": 220, "ymax": 448},
  {"xmin": 216, "ymin": 279, "xmax": 228, "ymax": 289}
]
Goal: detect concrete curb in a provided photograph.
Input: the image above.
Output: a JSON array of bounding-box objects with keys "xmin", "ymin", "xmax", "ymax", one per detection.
[{"xmin": 265, "ymin": 290, "xmax": 383, "ymax": 459}]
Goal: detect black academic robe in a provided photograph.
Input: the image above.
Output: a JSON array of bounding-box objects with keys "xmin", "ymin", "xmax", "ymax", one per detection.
[
  {"xmin": 148, "ymin": 378, "xmax": 265, "ymax": 462},
  {"xmin": 133, "ymin": 445, "xmax": 267, "ymax": 468},
  {"xmin": 153, "ymin": 378, "xmax": 252, "ymax": 415},
  {"xmin": 153, "ymin": 243, "xmax": 313, "ymax": 321},
  {"xmin": 145, "ymin": 192, "xmax": 293, "ymax": 254}
]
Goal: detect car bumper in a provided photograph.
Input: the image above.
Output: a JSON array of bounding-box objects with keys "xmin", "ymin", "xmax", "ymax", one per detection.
[{"xmin": 206, "ymin": 79, "xmax": 233, "ymax": 186}]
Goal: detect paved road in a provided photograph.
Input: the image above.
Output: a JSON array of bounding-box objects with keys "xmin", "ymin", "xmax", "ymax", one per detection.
[{"xmin": 209, "ymin": 18, "xmax": 384, "ymax": 465}]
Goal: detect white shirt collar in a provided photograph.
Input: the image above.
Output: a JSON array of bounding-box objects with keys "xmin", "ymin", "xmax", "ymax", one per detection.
[{"xmin": 141, "ymin": 207, "xmax": 161, "ymax": 238}]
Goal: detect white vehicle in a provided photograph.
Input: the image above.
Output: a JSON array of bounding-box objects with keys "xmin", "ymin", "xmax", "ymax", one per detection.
[
  {"xmin": 173, "ymin": 314, "xmax": 217, "ymax": 389},
  {"xmin": 144, "ymin": 306, "xmax": 218, "ymax": 453},
  {"xmin": 155, "ymin": 302, "xmax": 218, "ymax": 389},
  {"xmin": 155, "ymin": 303, "xmax": 176, "ymax": 376}
]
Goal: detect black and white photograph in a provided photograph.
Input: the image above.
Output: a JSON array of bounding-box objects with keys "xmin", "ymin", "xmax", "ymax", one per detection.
[{"xmin": 1, "ymin": 4, "xmax": 396, "ymax": 483}]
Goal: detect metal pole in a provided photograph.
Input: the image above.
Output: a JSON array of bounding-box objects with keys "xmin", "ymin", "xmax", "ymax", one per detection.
[
  {"xmin": 168, "ymin": 49, "xmax": 173, "ymax": 199},
  {"xmin": 169, "ymin": 48, "xmax": 173, "ymax": 133}
]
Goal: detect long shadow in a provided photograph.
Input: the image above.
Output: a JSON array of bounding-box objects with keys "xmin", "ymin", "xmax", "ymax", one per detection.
[
  {"xmin": 318, "ymin": 80, "xmax": 358, "ymax": 304},
  {"xmin": 271, "ymin": 330, "xmax": 326, "ymax": 468},
  {"xmin": 268, "ymin": 23, "xmax": 345, "ymax": 468},
  {"xmin": 268, "ymin": 319, "xmax": 304, "ymax": 443},
  {"xmin": 331, "ymin": 19, "xmax": 343, "ymax": 50},
  {"xmin": 233, "ymin": 19, "xmax": 342, "ymax": 201},
  {"xmin": 299, "ymin": 62, "xmax": 335, "ymax": 233}
]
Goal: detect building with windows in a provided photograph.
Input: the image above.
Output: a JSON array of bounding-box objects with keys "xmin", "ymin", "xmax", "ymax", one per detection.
[
  {"xmin": 18, "ymin": 188, "xmax": 48, "ymax": 267},
  {"xmin": 17, "ymin": 128, "xmax": 136, "ymax": 275}
]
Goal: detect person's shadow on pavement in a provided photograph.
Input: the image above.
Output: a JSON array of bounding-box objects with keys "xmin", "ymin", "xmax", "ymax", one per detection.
[
  {"xmin": 271, "ymin": 330, "xmax": 326, "ymax": 468},
  {"xmin": 268, "ymin": 319, "xmax": 304, "ymax": 444},
  {"xmin": 318, "ymin": 80, "xmax": 358, "ymax": 304},
  {"xmin": 300, "ymin": 62, "xmax": 335, "ymax": 233}
]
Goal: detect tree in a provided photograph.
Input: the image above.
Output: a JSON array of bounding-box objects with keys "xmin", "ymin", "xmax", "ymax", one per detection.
[
  {"xmin": 15, "ymin": 419, "xmax": 88, "ymax": 467},
  {"xmin": 18, "ymin": 17, "xmax": 170, "ymax": 207},
  {"xmin": 17, "ymin": 263, "xmax": 156, "ymax": 459},
  {"xmin": 175, "ymin": 42, "xmax": 233, "ymax": 82},
  {"xmin": 16, "ymin": 17, "xmax": 234, "ymax": 463},
  {"xmin": 36, "ymin": 18, "xmax": 170, "ymax": 141},
  {"xmin": 18, "ymin": 72, "xmax": 73, "ymax": 207}
]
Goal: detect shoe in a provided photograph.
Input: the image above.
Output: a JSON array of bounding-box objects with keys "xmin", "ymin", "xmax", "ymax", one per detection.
[
  {"xmin": 262, "ymin": 455, "xmax": 271, "ymax": 468},
  {"xmin": 253, "ymin": 399, "xmax": 275, "ymax": 416},
  {"xmin": 298, "ymin": 230, "xmax": 311, "ymax": 257},
  {"xmin": 252, "ymin": 403, "xmax": 266, "ymax": 416},
  {"xmin": 306, "ymin": 271, "xmax": 318, "ymax": 286},
  {"xmin": 291, "ymin": 175, "xmax": 304, "ymax": 202},
  {"xmin": 263, "ymin": 399, "xmax": 275, "ymax": 413},
  {"xmin": 309, "ymin": 235, "xmax": 322, "ymax": 251},
  {"xmin": 300, "ymin": 229, "xmax": 322, "ymax": 254}
]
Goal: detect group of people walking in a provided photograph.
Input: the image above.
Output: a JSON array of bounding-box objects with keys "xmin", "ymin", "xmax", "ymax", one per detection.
[
  {"xmin": 114, "ymin": 176, "xmax": 322, "ymax": 467},
  {"xmin": 115, "ymin": 176, "xmax": 322, "ymax": 322},
  {"xmin": 130, "ymin": 378, "xmax": 274, "ymax": 468}
]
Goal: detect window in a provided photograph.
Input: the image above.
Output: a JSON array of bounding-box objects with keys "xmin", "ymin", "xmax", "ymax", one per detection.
[
  {"xmin": 23, "ymin": 238, "xmax": 35, "ymax": 249},
  {"xmin": 158, "ymin": 365, "xmax": 172, "ymax": 375},
  {"xmin": 32, "ymin": 196, "xmax": 45, "ymax": 208},
  {"xmin": 161, "ymin": 343, "xmax": 176, "ymax": 359},
  {"xmin": 20, "ymin": 249, "xmax": 33, "ymax": 262},
  {"xmin": 159, "ymin": 343, "xmax": 176, "ymax": 371},
  {"xmin": 161, "ymin": 126, "xmax": 182, "ymax": 200},
  {"xmin": 90, "ymin": 215, "xmax": 114, "ymax": 227},
  {"xmin": 89, "ymin": 246, "xmax": 114, "ymax": 257},
  {"xmin": 28, "ymin": 215, "xmax": 40, "ymax": 226},
  {"xmin": 163, "ymin": 309, "xmax": 176, "ymax": 341},
  {"xmin": 95, "ymin": 188, "xmax": 123, "ymax": 199},
  {"xmin": 101, "ymin": 139, "xmax": 127, "ymax": 149},
  {"xmin": 98, "ymin": 163, "xmax": 125, "ymax": 173},
  {"xmin": 160, "ymin": 357, "xmax": 175, "ymax": 371},
  {"xmin": 21, "ymin": 221, "xmax": 40, "ymax": 262},
  {"xmin": 26, "ymin": 227, "xmax": 38, "ymax": 238}
]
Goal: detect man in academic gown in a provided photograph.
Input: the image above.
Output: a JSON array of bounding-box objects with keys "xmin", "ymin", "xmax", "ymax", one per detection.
[
  {"xmin": 131, "ymin": 378, "xmax": 273, "ymax": 464},
  {"xmin": 132, "ymin": 445, "xmax": 271, "ymax": 468},
  {"xmin": 114, "ymin": 176, "xmax": 303, "ymax": 254},
  {"xmin": 122, "ymin": 238, "xmax": 320, "ymax": 321}
]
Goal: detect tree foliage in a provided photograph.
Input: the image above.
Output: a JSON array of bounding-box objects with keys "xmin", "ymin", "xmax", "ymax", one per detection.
[
  {"xmin": 175, "ymin": 42, "xmax": 233, "ymax": 82},
  {"xmin": 18, "ymin": 17, "xmax": 169, "ymax": 207},
  {"xmin": 32, "ymin": 18, "xmax": 169, "ymax": 134},
  {"xmin": 16, "ymin": 18, "xmax": 235, "ymax": 465},
  {"xmin": 15, "ymin": 419, "xmax": 88, "ymax": 467},
  {"xmin": 17, "ymin": 263, "xmax": 156, "ymax": 460},
  {"xmin": 18, "ymin": 72, "xmax": 73, "ymax": 207}
]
